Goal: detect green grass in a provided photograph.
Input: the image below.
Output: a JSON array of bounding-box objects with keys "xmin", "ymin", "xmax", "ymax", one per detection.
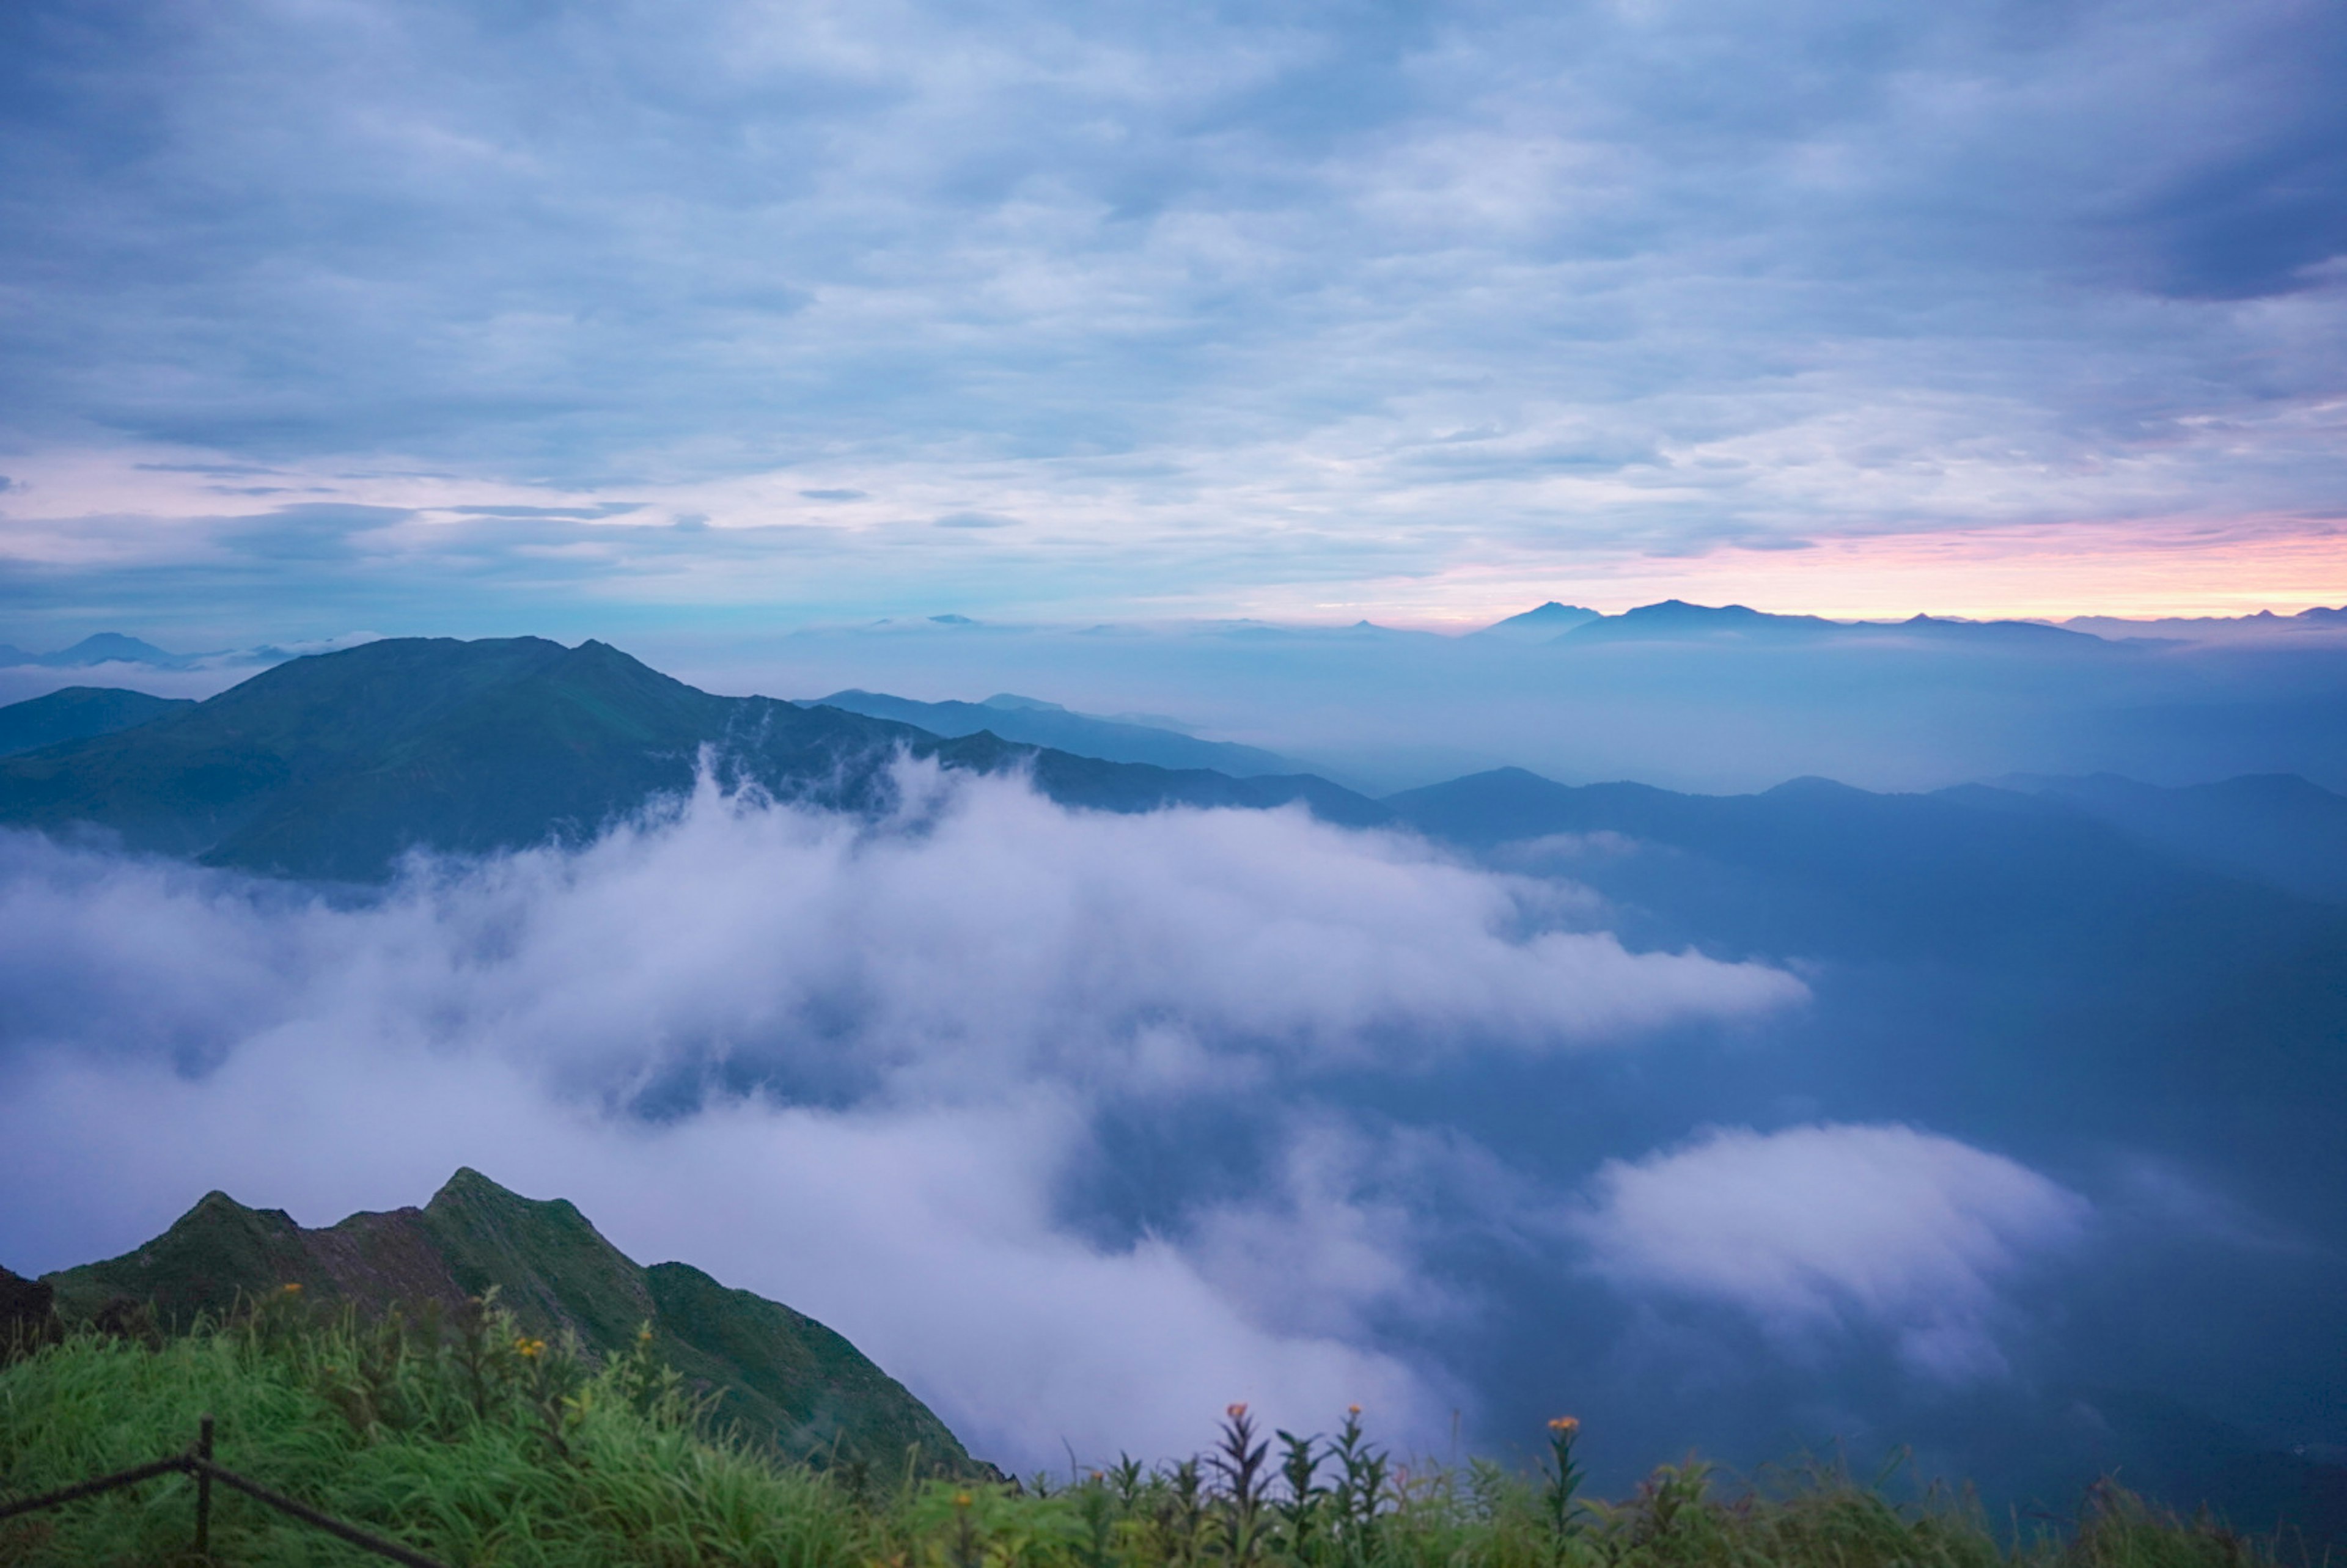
[{"xmin": 0, "ymin": 1300, "xmax": 2297, "ymax": 1568}]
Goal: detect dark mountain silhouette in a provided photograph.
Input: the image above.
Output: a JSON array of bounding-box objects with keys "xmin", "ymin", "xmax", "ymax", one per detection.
[
  {"xmin": 0, "ymin": 686, "xmax": 195, "ymax": 757},
  {"xmin": 42, "ymin": 1168, "xmax": 980, "ymax": 1474},
  {"xmin": 0, "ymin": 636, "xmax": 1385, "ymax": 879}
]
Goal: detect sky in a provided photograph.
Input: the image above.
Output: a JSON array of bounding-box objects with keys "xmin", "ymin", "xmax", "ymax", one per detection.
[{"xmin": 3, "ymin": 0, "xmax": 2346, "ymax": 643}]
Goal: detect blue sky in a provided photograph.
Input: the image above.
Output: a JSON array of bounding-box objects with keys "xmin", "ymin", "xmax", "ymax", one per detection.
[{"xmin": 2, "ymin": 0, "xmax": 2345, "ymax": 640}]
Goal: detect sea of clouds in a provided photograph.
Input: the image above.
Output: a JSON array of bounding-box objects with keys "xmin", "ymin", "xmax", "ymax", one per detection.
[{"xmin": 0, "ymin": 764, "xmax": 2092, "ymax": 1470}]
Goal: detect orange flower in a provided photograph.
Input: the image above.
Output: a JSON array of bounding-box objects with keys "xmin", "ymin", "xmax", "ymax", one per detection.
[
  {"xmin": 1347, "ymin": 1404, "xmax": 1362, "ymax": 1417},
  {"xmin": 1227, "ymin": 1402, "xmax": 1249, "ymax": 1419},
  {"xmin": 280, "ymin": 1283, "xmax": 303, "ymax": 1295},
  {"xmin": 1548, "ymin": 1416, "xmax": 1579, "ymax": 1435}
]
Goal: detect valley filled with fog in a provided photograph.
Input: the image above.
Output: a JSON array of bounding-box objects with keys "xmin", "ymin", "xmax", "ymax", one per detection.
[{"xmin": 3, "ymin": 616, "xmax": 2341, "ymax": 1530}]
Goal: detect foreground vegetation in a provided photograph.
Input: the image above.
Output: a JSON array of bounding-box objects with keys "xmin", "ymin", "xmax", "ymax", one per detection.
[{"xmin": 0, "ymin": 1295, "xmax": 2296, "ymax": 1568}]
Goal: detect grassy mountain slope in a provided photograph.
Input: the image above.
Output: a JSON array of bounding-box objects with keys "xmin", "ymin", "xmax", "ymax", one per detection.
[
  {"xmin": 42, "ymin": 1168, "xmax": 975, "ymax": 1475},
  {"xmin": 9, "ymin": 1317, "xmax": 2297, "ymax": 1568},
  {"xmin": 0, "ymin": 637, "xmax": 1384, "ymax": 878},
  {"xmin": 0, "ymin": 687, "xmax": 195, "ymax": 757}
]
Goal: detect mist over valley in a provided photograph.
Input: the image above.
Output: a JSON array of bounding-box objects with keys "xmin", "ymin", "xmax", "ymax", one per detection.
[{"xmin": 3, "ymin": 618, "xmax": 2341, "ymax": 1545}]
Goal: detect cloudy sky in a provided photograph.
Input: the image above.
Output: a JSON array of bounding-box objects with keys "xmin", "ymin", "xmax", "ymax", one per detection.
[{"xmin": 2, "ymin": 0, "xmax": 2345, "ymax": 642}]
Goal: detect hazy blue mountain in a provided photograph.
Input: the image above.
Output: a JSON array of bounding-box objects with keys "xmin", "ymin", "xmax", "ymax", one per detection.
[
  {"xmin": 1382, "ymin": 764, "xmax": 2347, "ymax": 1195},
  {"xmin": 1379, "ymin": 763, "xmax": 2347, "ymax": 1534},
  {"xmin": 44, "ymin": 1168, "xmax": 981, "ymax": 1474},
  {"xmin": 2062, "ymin": 606, "xmax": 2347, "ymax": 639},
  {"xmin": 29, "ymin": 632, "xmax": 191, "ymax": 668},
  {"xmin": 1559, "ymin": 599, "xmax": 1840, "ymax": 642},
  {"xmin": 0, "ymin": 686, "xmax": 196, "ymax": 757},
  {"xmin": 1557, "ymin": 601, "xmax": 2098, "ymax": 646},
  {"xmin": 0, "ymin": 636, "xmax": 1385, "ymax": 879},
  {"xmin": 1993, "ymin": 772, "xmax": 2347, "ymax": 904},
  {"xmin": 1475, "ymin": 601, "xmax": 1600, "ymax": 640},
  {"xmin": 814, "ymin": 689, "xmax": 1306, "ymax": 776}
]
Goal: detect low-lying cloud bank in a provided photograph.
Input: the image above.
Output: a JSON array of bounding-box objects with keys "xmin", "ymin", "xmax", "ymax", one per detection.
[
  {"xmin": 0, "ymin": 768, "xmax": 2095, "ymax": 1465},
  {"xmin": 0, "ymin": 765, "xmax": 1801, "ymax": 1097},
  {"xmin": 1575, "ymin": 1124, "xmax": 2091, "ymax": 1382}
]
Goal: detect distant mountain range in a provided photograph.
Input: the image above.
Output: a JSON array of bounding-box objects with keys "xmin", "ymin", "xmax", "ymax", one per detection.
[
  {"xmin": 36, "ymin": 1168, "xmax": 980, "ymax": 1475},
  {"xmin": 0, "ymin": 632, "xmax": 197, "ymax": 669},
  {"xmin": 0, "ymin": 637, "xmax": 1387, "ymax": 879},
  {"xmin": 10, "ymin": 600, "xmax": 2344, "ymax": 684},
  {"xmin": 9, "ymin": 636, "xmax": 2347, "ymax": 911},
  {"xmin": 0, "ymin": 632, "xmax": 358, "ymax": 673},
  {"xmin": 1466, "ymin": 599, "xmax": 2347, "ymax": 643},
  {"xmin": 814, "ymin": 689, "xmax": 1306, "ymax": 777},
  {"xmin": 2060, "ymin": 606, "xmax": 2347, "ymax": 639},
  {"xmin": 1521, "ymin": 599, "xmax": 2099, "ymax": 646}
]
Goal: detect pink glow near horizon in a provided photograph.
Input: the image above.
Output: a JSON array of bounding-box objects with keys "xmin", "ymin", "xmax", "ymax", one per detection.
[{"xmin": 1310, "ymin": 519, "xmax": 2347, "ymax": 630}]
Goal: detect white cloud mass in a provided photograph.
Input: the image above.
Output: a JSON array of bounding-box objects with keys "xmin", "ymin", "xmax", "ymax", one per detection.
[
  {"xmin": 1574, "ymin": 1123, "xmax": 2090, "ymax": 1380},
  {"xmin": 0, "ymin": 766, "xmax": 1801, "ymax": 1464}
]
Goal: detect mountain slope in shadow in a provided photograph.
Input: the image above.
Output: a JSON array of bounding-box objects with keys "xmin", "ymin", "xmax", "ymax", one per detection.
[
  {"xmin": 1994, "ymin": 771, "xmax": 2347, "ymax": 904},
  {"xmin": 0, "ymin": 686, "xmax": 195, "ymax": 757}
]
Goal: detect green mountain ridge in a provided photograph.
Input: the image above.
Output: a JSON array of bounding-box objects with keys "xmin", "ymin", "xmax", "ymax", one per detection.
[
  {"xmin": 0, "ymin": 636, "xmax": 1386, "ymax": 879},
  {"xmin": 40, "ymin": 1168, "xmax": 982, "ymax": 1477}
]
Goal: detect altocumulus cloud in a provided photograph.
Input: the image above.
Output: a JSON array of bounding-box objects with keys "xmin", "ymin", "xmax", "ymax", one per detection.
[
  {"xmin": 0, "ymin": 765, "xmax": 1800, "ymax": 1464},
  {"xmin": 1573, "ymin": 1124, "xmax": 2090, "ymax": 1382},
  {"xmin": 1, "ymin": 0, "xmax": 2343, "ymax": 631}
]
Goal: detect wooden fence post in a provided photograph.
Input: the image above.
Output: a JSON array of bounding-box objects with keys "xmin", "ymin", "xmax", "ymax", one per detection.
[{"xmin": 194, "ymin": 1413, "xmax": 215, "ymax": 1556}]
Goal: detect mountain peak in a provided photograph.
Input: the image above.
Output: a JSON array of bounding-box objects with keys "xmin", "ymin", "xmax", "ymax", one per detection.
[
  {"xmin": 1479, "ymin": 601, "xmax": 1600, "ymax": 640},
  {"xmin": 428, "ymin": 1165, "xmax": 525, "ymax": 1207},
  {"xmin": 43, "ymin": 632, "xmax": 185, "ymax": 667},
  {"xmin": 43, "ymin": 1171, "xmax": 982, "ymax": 1473}
]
